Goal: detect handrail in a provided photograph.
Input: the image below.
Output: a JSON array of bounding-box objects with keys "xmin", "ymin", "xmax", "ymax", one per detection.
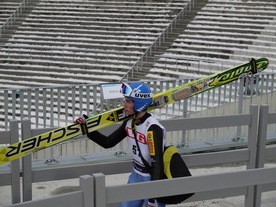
[
  {"xmin": 156, "ymin": 55, "xmax": 218, "ymax": 64},
  {"xmin": 120, "ymin": 0, "xmax": 197, "ymax": 81},
  {"xmin": 0, "ymin": 0, "xmax": 31, "ymax": 38}
]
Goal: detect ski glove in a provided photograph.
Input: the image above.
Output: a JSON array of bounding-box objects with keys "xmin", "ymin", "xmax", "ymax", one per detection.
[
  {"xmin": 75, "ymin": 115, "xmax": 87, "ymax": 124},
  {"xmin": 75, "ymin": 114, "xmax": 89, "ymax": 135}
]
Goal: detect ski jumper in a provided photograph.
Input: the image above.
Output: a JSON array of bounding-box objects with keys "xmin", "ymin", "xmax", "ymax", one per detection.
[{"xmin": 87, "ymin": 112, "xmax": 166, "ymax": 207}]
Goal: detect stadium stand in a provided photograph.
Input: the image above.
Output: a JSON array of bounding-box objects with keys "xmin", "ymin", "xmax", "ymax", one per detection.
[
  {"xmin": 0, "ymin": 0, "xmax": 190, "ymax": 88},
  {"xmin": 0, "ymin": 0, "xmax": 275, "ymax": 130},
  {"xmin": 145, "ymin": 0, "xmax": 276, "ymax": 79},
  {"xmin": 1, "ymin": 0, "xmax": 275, "ymax": 87},
  {"xmin": 0, "ymin": 0, "xmax": 23, "ymax": 25}
]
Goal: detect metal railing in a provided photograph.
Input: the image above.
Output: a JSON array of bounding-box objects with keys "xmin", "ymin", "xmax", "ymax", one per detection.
[
  {"xmin": 0, "ymin": 72, "xmax": 275, "ymax": 161},
  {"xmin": 0, "ymin": 73, "xmax": 274, "ymax": 129},
  {"xmin": 121, "ymin": 0, "xmax": 198, "ymax": 81},
  {"xmin": 0, "ymin": 0, "xmax": 34, "ymax": 38},
  {"xmin": 1, "ymin": 73, "xmax": 275, "ymax": 129}
]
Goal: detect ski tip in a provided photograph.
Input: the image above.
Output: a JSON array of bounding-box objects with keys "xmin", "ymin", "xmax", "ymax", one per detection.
[{"xmin": 257, "ymin": 57, "xmax": 269, "ymax": 72}]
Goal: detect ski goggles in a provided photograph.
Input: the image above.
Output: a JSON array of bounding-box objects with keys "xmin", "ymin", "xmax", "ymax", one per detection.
[
  {"xmin": 120, "ymin": 82, "xmax": 133, "ymax": 97},
  {"xmin": 120, "ymin": 82, "xmax": 152, "ymax": 99}
]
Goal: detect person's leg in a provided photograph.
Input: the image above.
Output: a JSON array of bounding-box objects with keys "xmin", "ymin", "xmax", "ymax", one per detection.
[
  {"xmin": 120, "ymin": 169, "xmax": 165, "ymax": 207},
  {"xmin": 141, "ymin": 176, "xmax": 166, "ymax": 207},
  {"xmin": 120, "ymin": 199, "xmax": 143, "ymax": 207},
  {"xmin": 120, "ymin": 169, "xmax": 144, "ymax": 207}
]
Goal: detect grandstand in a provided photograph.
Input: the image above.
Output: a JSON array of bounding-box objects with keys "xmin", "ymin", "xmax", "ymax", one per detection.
[
  {"xmin": 0, "ymin": 0, "xmax": 190, "ymax": 88},
  {"xmin": 0, "ymin": 0, "xmax": 275, "ymax": 88},
  {"xmin": 1, "ymin": 0, "xmax": 276, "ymax": 88},
  {"xmin": 145, "ymin": 0, "xmax": 276, "ymax": 80},
  {"xmin": 0, "ymin": 0, "xmax": 275, "ymax": 129}
]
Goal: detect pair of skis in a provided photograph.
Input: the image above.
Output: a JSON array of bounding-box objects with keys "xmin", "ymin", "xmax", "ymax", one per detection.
[{"xmin": 0, "ymin": 57, "xmax": 269, "ymax": 165}]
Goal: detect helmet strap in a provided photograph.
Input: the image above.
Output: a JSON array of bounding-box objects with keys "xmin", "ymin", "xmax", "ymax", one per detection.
[{"xmin": 133, "ymin": 112, "xmax": 141, "ymax": 124}]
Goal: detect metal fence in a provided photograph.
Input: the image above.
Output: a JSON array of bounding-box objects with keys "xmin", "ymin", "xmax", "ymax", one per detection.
[
  {"xmin": 0, "ymin": 72, "xmax": 275, "ymax": 161},
  {"xmin": 121, "ymin": 0, "xmax": 197, "ymax": 81},
  {"xmin": 1, "ymin": 105, "xmax": 276, "ymax": 207}
]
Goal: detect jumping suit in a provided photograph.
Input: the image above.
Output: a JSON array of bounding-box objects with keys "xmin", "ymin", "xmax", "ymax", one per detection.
[{"xmin": 87, "ymin": 112, "xmax": 166, "ymax": 207}]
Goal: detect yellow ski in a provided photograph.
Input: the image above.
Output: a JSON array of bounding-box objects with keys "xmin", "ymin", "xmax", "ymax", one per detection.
[{"xmin": 0, "ymin": 57, "xmax": 269, "ymax": 165}]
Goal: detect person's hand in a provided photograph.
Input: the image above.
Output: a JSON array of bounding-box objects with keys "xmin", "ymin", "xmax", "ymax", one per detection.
[
  {"xmin": 75, "ymin": 114, "xmax": 89, "ymax": 134},
  {"xmin": 75, "ymin": 116, "xmax": 87, "ymax": 124},
  {"xmin": 146, "ymin": 199, "xmax": 156, "ymax": 207}
]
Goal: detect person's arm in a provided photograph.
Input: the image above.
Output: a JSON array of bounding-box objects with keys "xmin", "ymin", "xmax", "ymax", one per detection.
[
  {"xmin": 148, "ymin": 124, "xmax": 164, "ymax": 181},
  {"xmin": 87, "ymin": 120, "xmax": 128, "ymax": 149}
]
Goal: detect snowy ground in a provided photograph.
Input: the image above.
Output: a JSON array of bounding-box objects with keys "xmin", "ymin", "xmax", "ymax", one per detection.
[{"xmin": 1, "ymin": 162, "xmax": 276, "ymax": 207}]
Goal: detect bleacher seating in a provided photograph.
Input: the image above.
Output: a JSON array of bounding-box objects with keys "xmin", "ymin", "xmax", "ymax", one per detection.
[
  {"xmin": 0, "ymin": 0, "xmax": 275, "ymax": 87},
  {"xmin": 0, "ymin": 0, "xmax": 275, "ymax": 130},
  {"xmin": 0, "ymin": 0, "xmax": 189, "ymax": 88},
  {"xmin": 145, "ymin": 0, "xmax": 276, "ymax": 80},
  {"xmin": 0, "ymin": 0, "xmax": 23, "ymax": 25}
]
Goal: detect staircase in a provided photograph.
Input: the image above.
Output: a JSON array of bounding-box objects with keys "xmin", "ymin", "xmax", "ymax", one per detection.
[
  {"xmin": 0, "ymin": 0, "xmax": 188, "ymax": 88},
  {"xmin": 135, "ymin": 0, "xmax": 276, "ymax": 81}
]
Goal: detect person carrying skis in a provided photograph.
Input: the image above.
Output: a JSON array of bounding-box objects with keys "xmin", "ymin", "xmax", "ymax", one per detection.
[{"xmin": 75, "ymin": 82, "xmax": 166, "ymax": 207}]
